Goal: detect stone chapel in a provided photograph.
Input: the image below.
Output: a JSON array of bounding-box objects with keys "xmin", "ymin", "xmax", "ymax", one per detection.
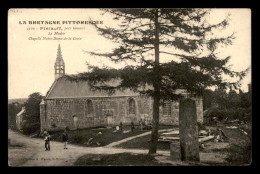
[{"xmin": 40, "ymin": 45, "xmax": 203, "ymax": 131}]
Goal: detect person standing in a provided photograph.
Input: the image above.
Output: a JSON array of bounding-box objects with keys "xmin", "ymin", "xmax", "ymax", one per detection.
[
  {"xmin": 144, "ymin": 118, "xmax": 148, "ymax": 130},
  {"xmin": 43, "ymin": 130, "xmax": 50, "ymax": 151},
  {"xmin": 62, "ymin": 129, "xmax": 69, "ymax": 149},
  {"xmin": 139, "ymin": 119, "xmax": 143, "ymax": 130},
  {"xmin": 119, "ymin": 122, "xmax": 123, "ymax": 132},
  {"xmin": 131, "ymin": 121, "xmax": 134, "ymax": 132}
]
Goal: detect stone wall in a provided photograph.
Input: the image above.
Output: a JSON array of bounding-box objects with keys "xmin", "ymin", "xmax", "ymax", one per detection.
[{"xmin": 40, "ymin": 96, "xmax": 203, "ymax": 131}]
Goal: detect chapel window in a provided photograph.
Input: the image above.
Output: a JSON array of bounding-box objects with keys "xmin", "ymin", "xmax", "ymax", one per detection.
[
  {"xmin": 163, "ymin": 101, "xmax": 171, "ymax": 116},
  {"xmin": 129, "ymin": 98, "xmax": 136, "ymax": 115},
  {"xmin": 86, "ymin": 100, "xmax": 94, "ymax": 116}
]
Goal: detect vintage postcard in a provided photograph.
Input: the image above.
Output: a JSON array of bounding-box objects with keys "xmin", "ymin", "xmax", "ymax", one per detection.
[{"xmin": 8, "ymin": 8, "xmax": 251, "ymax": 166}]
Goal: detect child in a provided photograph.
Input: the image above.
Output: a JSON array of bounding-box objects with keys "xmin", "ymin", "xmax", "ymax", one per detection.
[
  {"xmin": 43, "ymin": 130, "xmax": 51, "ymax": 151},
  {"xmin": 62, "ymin": 129, "xmax": 69, "ymax": 149}
]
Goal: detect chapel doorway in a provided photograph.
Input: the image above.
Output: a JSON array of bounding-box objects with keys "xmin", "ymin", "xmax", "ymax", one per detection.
[
  {"xmin": 104, "ymin": 109, "xmax": 114, "ymax": 127},
  {"xmin": 107, "ymin": 116, "xmax": 113, "ymax": 127},
  {"xmin": 73, "ymin": 114, "xmax": 78, "ymax": 129}
]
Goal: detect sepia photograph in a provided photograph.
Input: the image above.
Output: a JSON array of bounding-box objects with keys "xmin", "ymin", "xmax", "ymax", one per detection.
[{"xmin": 8, "ymin": 8, "xmax": 251, "ymax": 166}]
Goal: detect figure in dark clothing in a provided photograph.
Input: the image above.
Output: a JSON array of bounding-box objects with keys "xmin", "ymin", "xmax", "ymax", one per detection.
[
  {"xmin": 131, "ymin": 121, "xmax": 134, "ymax": 132},
  {"xmin": 147, "ymin": 122, "xmax": 152, "ymax": 130},
  {"xmin": 139, "ymin": 119, "xmax": 143, "ymax": 130},
  {"xmin": 62, "ymin": 129, "xmax": 69, "ymax": 149},
  {"xmin": 119, "ymin": 122, "xmax": 123, "ymax": 132},
  {"xmin": 43, "ymin": 130, "xmax": 51, "ymax": 151}
]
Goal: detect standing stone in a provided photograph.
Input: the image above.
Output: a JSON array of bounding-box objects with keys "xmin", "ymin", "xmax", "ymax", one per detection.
[
  {"xmin": 178, "ymin": 98, "xmax": 200, "ymax": 162},
  {"xmin": 170, "ymin": 142, "xmax": 181, "ymax": 161}
]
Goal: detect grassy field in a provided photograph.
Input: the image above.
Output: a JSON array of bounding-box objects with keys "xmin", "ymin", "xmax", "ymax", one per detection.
[
  {"xmin": 115, "ymin": 132, "xmax": 170, "ymax": 150},
  {"xmin": 46, "ymin": 123, "xmax": 251, "ymax": 165},
  {"xmin": 74, "ymin": 153, "xmax": 172, "ymax": 166},
  {"xmin": 215, "ymin": 125, "xmax": 251, "ymax": 165},
  {"xmin": 48, "ymin": 125, "xmax": 173, "ymax": 147},
  {"xmin": 8, "ymin": 139, "xmax": 23, "ymax": 148},
  {"xmin": 115, "ymin": 124, "xmax": 252, "ymax": 165}
]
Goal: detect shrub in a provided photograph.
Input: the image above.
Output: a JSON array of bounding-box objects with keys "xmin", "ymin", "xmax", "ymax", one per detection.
[
  {"xmin": 205, "ymin": 107, "xmax": 250, "ymax": 124},
  {"xmin": 226, "ymin": 139, "xmax": 252, "ymax": 165},
  {"xmin": 70, "ymin": 135, "xmax": 84, "ymax": 144},
  {"xmin": 22, "ymin": 122, "xmax": 40, "ymax": 135}
]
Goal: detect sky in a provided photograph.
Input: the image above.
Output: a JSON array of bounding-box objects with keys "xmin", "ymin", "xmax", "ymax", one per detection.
[{"xmin": 8, "ymin": 8, "xmax": 251, "ymax": 99}]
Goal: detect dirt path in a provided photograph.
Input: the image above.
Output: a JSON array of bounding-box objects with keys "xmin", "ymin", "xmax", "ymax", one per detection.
[
  {"xmin": 8, "ymin": 130, "xmax": 171, "ymax": 166},
  {"xmin": 105, "ymin": 128, "xmax": 173, "ymax": 147},
  {"xmin": 8, "ymin": 130, "xmax": 229, "ymax": 166}
]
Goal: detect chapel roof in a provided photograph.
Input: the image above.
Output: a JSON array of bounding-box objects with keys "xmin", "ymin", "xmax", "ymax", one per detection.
[
  {"xmin": 45, "ymin": 75, "xmax": 189, "ymax": 99},
  {"xmin": 45, "ymin": 76, "xmax": 140, "ymax": 99}
]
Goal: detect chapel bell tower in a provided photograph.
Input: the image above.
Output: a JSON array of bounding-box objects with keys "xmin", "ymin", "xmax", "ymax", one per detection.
[{"xmin": 55, "ymin": 44, "xmax": 65, "ymax": 80}]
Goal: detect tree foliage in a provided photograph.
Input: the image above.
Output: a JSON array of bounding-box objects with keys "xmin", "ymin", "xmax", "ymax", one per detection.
[
  {"xmin": 22, "ymin": 92, "xmax": 43, "ymax": 134},
  {"xmin": 8, "ymin": 102, "xmax": 22, "ymax": 130},
  {"xmin": 69, "ymin": 9, "xmax": 248, "ymax": 97},
  {"xmin": 67, "ymin": 8, "xmax": 248, "ymax": 154},
  {"xmin": 203, "ymin": 87, "xmax": 251, "ymax": 110},
  {"xmin": 203, "ymin": 86, "xmax": 251, "ymax": 123},
  {"xmin": 23, "ymin": 92, "xmax": 43, "ymax": 122}
]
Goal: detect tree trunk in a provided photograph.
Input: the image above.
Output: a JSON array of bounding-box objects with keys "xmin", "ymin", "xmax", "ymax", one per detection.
[{"xmin": 149, "ymin": 9, "xmax": 161, "ymax": 154}]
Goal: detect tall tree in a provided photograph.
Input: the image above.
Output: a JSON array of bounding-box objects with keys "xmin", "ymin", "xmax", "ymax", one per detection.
[
  {"xmin": 227, "ymin": 89, "xmax": 240, "ymax": 108},
  {"xmin": 21, "ymin": 92, "xmax": 43, "ymax": 135},
  {"xmin": 23, "ymin": 92, "xmax": 43, "ymax": 124},
  {"xmin": 67, "ymin": 9, "xmax": 248, "ymax": 154}
]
